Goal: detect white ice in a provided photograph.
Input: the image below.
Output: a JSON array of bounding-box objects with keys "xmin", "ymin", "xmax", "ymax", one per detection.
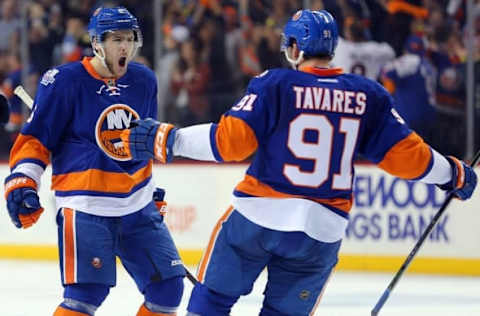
[{"xmin": 1, "ymin": 260, "xmax": 479, "ymax": 316}]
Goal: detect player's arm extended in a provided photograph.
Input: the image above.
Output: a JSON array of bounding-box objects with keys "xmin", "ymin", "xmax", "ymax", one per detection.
[
  {"xmin": 377, "ymin": 132, "xmax": 476, "ymax": 200},
  {"xmin": 121, "ymin": 115, "xmax": 258, "ymax": 163},
  {"xmin": 174, "ymin": 115, "xmax": 258, "ymax": 162}
]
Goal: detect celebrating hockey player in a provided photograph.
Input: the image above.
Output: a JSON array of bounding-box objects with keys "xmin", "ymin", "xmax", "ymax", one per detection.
[
  {"xmin": 4, "ymin": 7, "xmax": 185, "ymax": 316},
  {"xmin": 121, "ymin": 9, "xmax": 477, "ymax": 316}
]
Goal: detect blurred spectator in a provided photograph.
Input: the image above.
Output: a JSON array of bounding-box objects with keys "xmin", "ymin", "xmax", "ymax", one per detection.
[
  {"xmin": 384, "ymin": 0, "xmax": 429, "ymax": 55},
  {"xmin": 0, "ymin": 0, "xmax": 21, "ymax": 54},
  {"xmin": 61, "ymin": 16, "xmax": 91, "ymax": 63},
  {"xmin": 171, "ymin": 38, "xmax": 211, "ymax": 126},
  {"xmin": 28, "ymin": 3, "xmax": 63, "ymax": 74},
  {"xmin": 194, "ymin": 2, "xmax": 238, "ymax": 121},
  {"xmin": 223, "ymin": 5, "xmax": 244, "ymax": 92},
  {"xmin": 1, "ymin": 53, "xmax": 23, "ymax": 133},
  {"xmin": 331, "ymin": 17, "xmax": 395, "ymax": 80},
  {"xmin": 427, "ymin": 22, "xmax": 467, "ymax": 157},
  {"xmin": 381, "ymin": 35, "xmax": 437, "ymax": 142},
  {"xmin": 257, "ymin": 18, "xmax": 283, "ymax": 70},
  {"xmin": 429, "ymin": 22, "xmax": 465, "ymax": 112},
  {"xmin": 157, "ymin": 25, "xmax": 188, "ymax": 121},
  {"xmin": 238, "ymin": 23, "xmax": 262, "ymax": 85}
]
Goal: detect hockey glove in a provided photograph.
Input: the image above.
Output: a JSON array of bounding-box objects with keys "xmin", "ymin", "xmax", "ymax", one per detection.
[
  {"xmin": 121, "ymin": 118, "xmax": 177, "ymax": 163},
  {"xmin": 4, "ymin": 173, "xmax": 44, "ymax": 228},
  {"xmin": 437, "ymin": 156, "xmax": 477, "ymax": 200},
  {"xmin": 153, "ymin": 187, "xmax": 167, "ymax": 216}
]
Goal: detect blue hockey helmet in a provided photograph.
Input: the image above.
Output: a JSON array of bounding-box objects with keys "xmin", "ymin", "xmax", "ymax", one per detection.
[
  {"xmin": 88, "ymin": 6, "xmax": 142, "ymax": 47},
  {"xmin": 281, "ymin": 9, "xmax": 338, "ymax": 59}
]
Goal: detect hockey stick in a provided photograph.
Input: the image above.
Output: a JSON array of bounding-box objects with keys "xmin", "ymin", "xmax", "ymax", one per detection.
[
  {"xmin": 13, "ymin": 84, "xmax": 200, "ymax": 285},
  {"xmin": 371, "ymin": 149, "xmax": 480, "ymax": 316},
  {"xmin": 14, "ymin": 85, "xmax": 34, "ymax": 109}
]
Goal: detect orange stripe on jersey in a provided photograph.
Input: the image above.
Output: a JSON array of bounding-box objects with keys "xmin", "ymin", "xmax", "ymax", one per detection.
[
  {"xmin": 236, "ymin": 175, "xmax": 353, "ymax": 212},
  {"xmin": 197, "ymin": 206, "xmax": 235, "ymax": 282},
  {"xmin": 63, "ymin": 208, "xmax": 76, "ymax": 284},
  {"xmin": 136, "ymin": 304, "xmax": 176, "ymax": 316},
  {"xmin": 299, "ymin": 66, "xmax": 343, "ymax": 76},
  {"xmin": 378, "ymin": 132, "xmax": 431, "ymax": 179},
  {"xmin": 51, "ymin": 162, "xmax": 152, "ymax": 193},
  {"xmin": 53, "ymin": 306, "xmax": 89, "ymax": 316},
  {"xmin": 216, "ymin": 115, "xmax": 258, "ymax": 162},
  {"xmin": 9, "ymin": 134, "xmax": 50, "ymax": 168}
]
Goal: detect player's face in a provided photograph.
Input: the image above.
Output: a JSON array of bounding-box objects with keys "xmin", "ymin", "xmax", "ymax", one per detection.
[{"xmin": 103, "ymin": 30, "xmax": 135, "ymax": 77}]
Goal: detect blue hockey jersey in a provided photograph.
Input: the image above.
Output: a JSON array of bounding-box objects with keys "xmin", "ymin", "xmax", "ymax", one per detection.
[
  {"xmin": 174, "ymin": 66, "xmax": 451, "ymax": 242},
  {"xmin": 9, "ymin": 57, "xmax": 158, "ymax": 216}
]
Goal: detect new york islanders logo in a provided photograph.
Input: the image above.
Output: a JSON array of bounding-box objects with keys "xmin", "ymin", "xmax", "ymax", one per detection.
[{"xmin": 95, "ymin": 104, "xmax": 139, "ymax": 161}]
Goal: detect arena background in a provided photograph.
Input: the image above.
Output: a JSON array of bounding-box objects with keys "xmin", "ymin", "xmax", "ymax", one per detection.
[{"xmin": 0, "ymin": 0, "xmax": 479, "ymax": 277}]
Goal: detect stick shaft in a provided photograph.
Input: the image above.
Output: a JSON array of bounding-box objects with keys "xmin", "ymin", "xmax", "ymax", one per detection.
[
  {"xmin": 13, "ymin": 85, "xmax": 33, "ymax": 109},
  {"xmin": 371, "ymin": 149, "xmax": 480, "ymax": 316}
]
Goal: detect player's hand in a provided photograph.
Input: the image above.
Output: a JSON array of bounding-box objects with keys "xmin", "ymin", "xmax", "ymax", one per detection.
[
  {"xmin": 153, "ymin": 187, "xmax": 167, "ymax": 216},
  {"xmin": 4, "ymin": 173, "xmax": 44, "ymax": 228},
  {"xmin": 120, "ymin": 118, "xmax": 177, "ymax": 163},
  {"xmin": 437, "ymin": 156, "xmax": 477, "ymax": 200}
]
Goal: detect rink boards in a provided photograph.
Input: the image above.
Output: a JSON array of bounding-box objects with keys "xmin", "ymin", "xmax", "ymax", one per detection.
[{"xmin": 0, "ymin": 162, "xmax": 479, "ymax": 275}]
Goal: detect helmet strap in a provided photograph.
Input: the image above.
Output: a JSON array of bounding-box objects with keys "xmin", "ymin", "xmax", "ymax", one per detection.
[{"xmin": 284, "ymin": 49, "xmax": 304, "ymax": 69}]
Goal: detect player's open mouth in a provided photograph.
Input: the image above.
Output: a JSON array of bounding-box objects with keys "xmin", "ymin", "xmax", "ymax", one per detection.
[{"xmin": 119, "ymin": 57, "xmax": 127, "ymax": 67}]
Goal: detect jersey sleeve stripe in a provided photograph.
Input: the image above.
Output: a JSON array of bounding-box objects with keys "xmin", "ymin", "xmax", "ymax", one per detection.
[
  {"xmin": 11, "ymin": 158, "xmax": 47, "ymax": 171},
  {"xmin": 215, "ymin": 115, "xmax": 258, "ymax": 162},
  {"xmin": 209, "ymin": 124, "xmax": 223, "ymax": 162},
  {"xmin": 377, "ymin": 132, "xmax": 432, "ymax": 179},
  {"xmin": 9, "ymin": 134, "xmax": 50, "ymax": 169},
  {"xmin": 51, "ymin": 161, "xmax": 152, "ymax": 194},
  {"xmin": 235, "ymin": 174, "xmax": 352, "ymax": 213}
]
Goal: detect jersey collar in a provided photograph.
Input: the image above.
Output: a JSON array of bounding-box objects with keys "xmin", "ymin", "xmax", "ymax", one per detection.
[
  {"xmin": 299, "ymin": 66, "xmax": 343, "ymax": 77},
  {"xmin": 81, "ymin": 57, "xmax": 117, "ymax": 86}
]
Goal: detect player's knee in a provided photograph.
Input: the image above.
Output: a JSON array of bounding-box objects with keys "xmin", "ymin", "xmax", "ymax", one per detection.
[
  {"xmin": 140, "ymin": 276, "xmax": 184, "ymax": 315},
  {"xmin": 187, "ymin": 283, "xmax": 238, "ymax": 316},
  {"xmin": 58, "ymin": 283, "xmax": 110, "ymax": 315}
]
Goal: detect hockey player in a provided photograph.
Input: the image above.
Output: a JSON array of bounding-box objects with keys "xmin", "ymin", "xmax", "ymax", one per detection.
[
  {"xmin": 381, "ymin": 35, "xmax": 437, "ymax": 141},
  {"xmin": 121, "ymin": 9, "xmax": 477, "ymax": 316},
  {"xmin": 4, "ymin": 7, "xmax": 184, "ymax": 316},
  {"xmin": 331, "ymin": 18, "xmax": 395, "ymax": 81}
]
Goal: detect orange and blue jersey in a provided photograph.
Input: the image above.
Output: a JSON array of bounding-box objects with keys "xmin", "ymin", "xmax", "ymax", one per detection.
[
  {"xmin": 175, "ymin": 66, "xmax": 452, "ymax": 242},
  {"xmin": 9, "ymin": 57, "xmax": 158, "ymax": 216}
]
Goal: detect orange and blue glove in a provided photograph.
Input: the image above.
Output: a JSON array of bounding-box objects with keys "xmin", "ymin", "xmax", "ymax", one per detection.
[
  {"xmin": 437, "ymin": 156, "xmax": 477, "ymax": 200},
  {"xmin": 121, "ymin": 118, "xmax": 177, "ymax": 163},
  {"xmin": 4, "ymin": 173, "xmax": 44, "ymax": 228}
]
